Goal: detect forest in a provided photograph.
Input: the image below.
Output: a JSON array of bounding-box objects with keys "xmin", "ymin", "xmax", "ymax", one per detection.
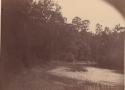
[
  {"xmin": 1, "ymin": 0, "xmax": 125, "ymax": 90},
  {"xmin": 2, "ymin": 0, "xmax": 124, "ymax": 71}
]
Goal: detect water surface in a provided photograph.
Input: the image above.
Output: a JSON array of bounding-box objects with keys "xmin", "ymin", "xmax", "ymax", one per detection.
[{"xmin": 48, "ymin": 66, "xmax": 124, "ymax": 85}]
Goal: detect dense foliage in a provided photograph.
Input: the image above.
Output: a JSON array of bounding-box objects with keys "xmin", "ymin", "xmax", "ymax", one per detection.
[{"xmin": 2, "ymin": 0, "xmax": 124, "ymax": 71}]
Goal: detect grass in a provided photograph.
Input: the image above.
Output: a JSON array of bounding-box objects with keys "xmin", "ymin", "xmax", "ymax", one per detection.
[
  {"xmin": 67, "ymin": 65, "xmax": 88, "ymax": 72},
  {"xmin": 46, "ymin": 63, "xmax": 124, "ymax": 90},
  {"xmin": 63, "ymin": 79, "xmax": 124, "ymax": 90},
  {"xmin": 3, "ymin": 63, "xmax": 124, "ymax": 90},
  {"xmin": 46, "ymin": 69, "xmax": 124, "ymax": 90},
  {"xmin": 64, "ymin": 83, "xmax": 124, "ymax": 90}
]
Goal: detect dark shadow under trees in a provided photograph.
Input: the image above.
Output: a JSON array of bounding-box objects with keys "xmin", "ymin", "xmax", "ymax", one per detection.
[{"xmin": 2, "ymin": 0, "xmax": 125, "ymax": 74}]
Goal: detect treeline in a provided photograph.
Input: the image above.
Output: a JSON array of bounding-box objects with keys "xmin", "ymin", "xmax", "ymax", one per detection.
[{"xmin": 2, "ymin": 0, "xmax": 124, "ymax": 71}]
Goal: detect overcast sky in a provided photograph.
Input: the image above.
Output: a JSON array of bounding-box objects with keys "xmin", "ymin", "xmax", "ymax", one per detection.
[{"xmin": 56, "ymin": 0, "xmax": 125, "ymax": 30}]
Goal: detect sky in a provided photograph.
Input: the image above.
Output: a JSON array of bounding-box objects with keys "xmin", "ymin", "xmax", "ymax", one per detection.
[{"xmin": 55, "ymin": 0, "xmax": 125, "ymax": 30}]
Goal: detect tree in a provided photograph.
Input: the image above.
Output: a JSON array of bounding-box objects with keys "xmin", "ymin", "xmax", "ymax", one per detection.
[
  {"xmin": 29, "ymin": 0, "xmax": 64, "ymax": 24},
  {"xmin": 81, "ymin": 20, "xmax": 90, "ymax": 32},
  {"xmin": 95, "ymin": 23, "xmax": 103, "ymax": 35},
  {"xmin": 114, "ymin": 24, "xmax": 121, "ymax": 31},
  {"xmin": 104, "ymin": 26, "xmax": 111, "ymax": 34},
  {"xmin": 2, "ymin": 0, "xmax": 34, "ymax": 89},
  {"xmin": 72, "ymin": 17, "xmax": 82, "ymax": 31}
]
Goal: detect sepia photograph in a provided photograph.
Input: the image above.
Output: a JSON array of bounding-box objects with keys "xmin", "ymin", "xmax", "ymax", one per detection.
[{"xmin": 1, "ymin": 0, "xmax": 125, "ymax": 90}]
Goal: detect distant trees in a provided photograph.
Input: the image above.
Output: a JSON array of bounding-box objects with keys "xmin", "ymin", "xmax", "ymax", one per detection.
[
  {"xmin": 91, "ymin": 24, "xmax": 124, "ymax": 70},
  {"xmin": 2, "ymin": 0, "xmax": 124, "ymax": 71},
  {"xmin": 72, "ymin": 17, "xmax": 82, "ymax": 31},
  {"xmin": 72, "ymin": 17, "xmax": 90, "ymax": 32},
  {"xmin": 81, "ymin": 20, "xmax": 90, "ymax": 31},
  {"xmin": 95, "ymin": 23, "xmax": 103, "ymax": 35}
]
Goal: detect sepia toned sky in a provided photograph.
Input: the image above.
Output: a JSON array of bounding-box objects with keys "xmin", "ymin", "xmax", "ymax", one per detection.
[{"xmin": 56, "ymin": 0, "xmax": 125, "ymax": 30}]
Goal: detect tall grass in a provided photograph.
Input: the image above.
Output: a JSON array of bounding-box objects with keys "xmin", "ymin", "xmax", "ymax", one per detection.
[{"xmin": 64, "ymin": 80, "xmax": 124, "ymax": 90}]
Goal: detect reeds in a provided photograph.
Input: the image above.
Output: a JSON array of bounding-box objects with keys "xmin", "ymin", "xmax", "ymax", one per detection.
[{"xmin": 64, "ymin": 80, "xmax": 124, "ymax": 90}]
